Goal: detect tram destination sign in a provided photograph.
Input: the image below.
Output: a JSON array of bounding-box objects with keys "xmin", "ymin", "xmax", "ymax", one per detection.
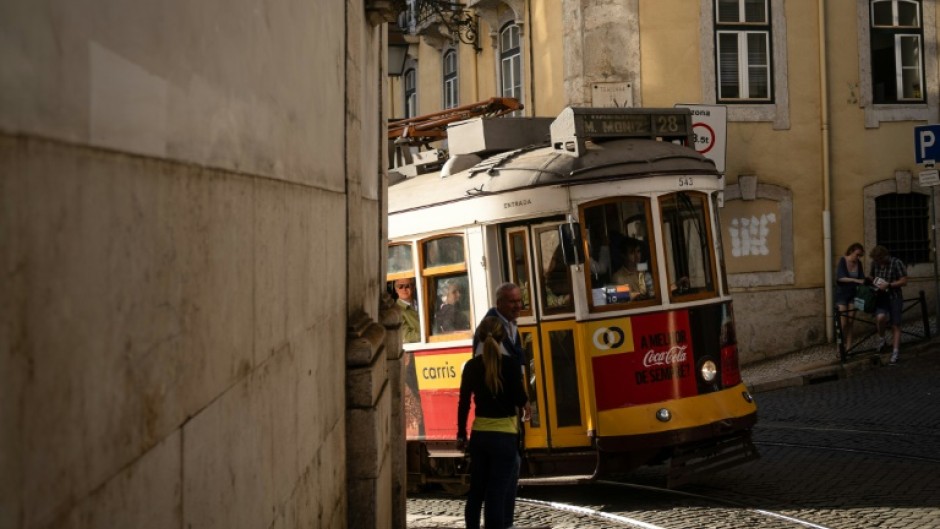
[
  {"xmin": 551, "ymin": 107, "xmax": 694, "ymax": 157},
  {"xmin": 580, "ymin": 112, "xmax": 689, "ymax": 138}
]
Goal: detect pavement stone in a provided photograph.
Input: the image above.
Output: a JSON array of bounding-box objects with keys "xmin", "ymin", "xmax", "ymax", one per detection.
[{"xmin": 406, "ymin": 318, "xmax": 940, "ymax": 528}]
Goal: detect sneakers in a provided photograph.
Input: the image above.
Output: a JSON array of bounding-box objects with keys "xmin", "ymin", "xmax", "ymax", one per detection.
[{"xmin": 889, "ymin": 350, "xmax": 899, "ymax": 365}]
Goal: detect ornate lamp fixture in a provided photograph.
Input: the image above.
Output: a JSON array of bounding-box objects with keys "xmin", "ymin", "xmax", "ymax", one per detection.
[
  {"xmin": 367, "ymin": 0, "xmax": 480, "ymax": 51},
  {"xmin": 405, "ymin": 0, "xmax": 480, "ymax": 50}
]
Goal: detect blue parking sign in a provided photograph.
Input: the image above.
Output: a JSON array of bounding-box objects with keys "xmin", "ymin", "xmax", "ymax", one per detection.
[{"xmin": 915, "ymin": 125, "xmax": 940, "ymax": 163}]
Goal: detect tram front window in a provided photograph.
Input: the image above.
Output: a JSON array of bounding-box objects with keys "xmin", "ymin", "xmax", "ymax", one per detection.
[
  {"xmin": 582, "ymin": 198, "xmax": 657, "ymax": 308},
  {"xmin": 660, "ymin": 192, "xmax": 716, "ymax": 298}
]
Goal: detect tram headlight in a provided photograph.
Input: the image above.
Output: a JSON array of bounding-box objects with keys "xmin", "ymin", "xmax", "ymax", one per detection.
[
  {"xmin": 655, "ymin": 408, "xmax": 672, "ymax": 422},
  {"xmin": 700, "ymin": 360, "xmax": 718, "ymax": 382}
]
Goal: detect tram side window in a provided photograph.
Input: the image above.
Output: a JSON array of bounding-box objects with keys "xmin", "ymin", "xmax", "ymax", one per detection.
[
  {"xmin": 582, "ymin": 198, "xmax": 657, "ymax": 308},
  {"xmin": 422, "ymin": 236, "xmax": 472, "ymax": 339},
  {"xmin": 536, "ymin": 226, "xmax": 574, "ymax": 314},
  {"xmin": 387, "ymin": 243, "xmax": 420, "ymax": 343},
  {"xmin": 506, "ymin": 228, "xmax": 534, "ymax": 317},
  {"xmin": 548, "ymin": 329, "xmax": 582, "ymax": 428},
  {"xmin": 387, "ymin": 243, "xmax": 415, "ymax": 296},
  {"xmin": 660, "ymin": 192, "xmax": 716, "ymax": 298}
]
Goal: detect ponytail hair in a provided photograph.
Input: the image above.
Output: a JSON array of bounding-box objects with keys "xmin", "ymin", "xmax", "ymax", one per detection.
[{"xmin": 474, "ymin": 316, "xmax": 507, "ymax": 394}]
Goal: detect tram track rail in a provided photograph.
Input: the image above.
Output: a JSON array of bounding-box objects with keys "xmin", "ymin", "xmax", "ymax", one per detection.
[
  {"xmin": 756, "ymin": 421, "xmax": 940, "ymax": 439},
  {"xmin": 753, "ymin": 422, "xmax": 940, "ymax": 464},
  {"xmin": 754, "ymin": 440, "xmax": 940, "ymax": 464},
  {"xmin": 512, "ymin": 479, "xmax": 840, "ymax": 529}
]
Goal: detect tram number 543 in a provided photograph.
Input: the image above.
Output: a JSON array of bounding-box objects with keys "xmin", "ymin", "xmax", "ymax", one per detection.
[{"xmin": 677, "ymin": 176, "xmax": 694, "ymax": 188}]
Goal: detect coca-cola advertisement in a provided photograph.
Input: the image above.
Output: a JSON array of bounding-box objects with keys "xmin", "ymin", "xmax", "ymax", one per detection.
[{"xmin": 592, "ymin": 311, "xmax": 696, "ymax": 410}]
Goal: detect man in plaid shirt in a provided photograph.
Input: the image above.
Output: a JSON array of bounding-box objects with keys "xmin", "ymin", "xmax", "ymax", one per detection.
[{"xmin": 869, "ymin": 245, "xmax": 908, "ymax": 364}]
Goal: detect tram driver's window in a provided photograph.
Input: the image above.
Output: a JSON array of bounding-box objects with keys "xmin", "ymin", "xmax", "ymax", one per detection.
[
  {"xmin": 582, "ymin": 198, "xmax": 657, "ymax": 308},
  {"xmin": 659, "ymin": 192, "xmax": 716, "ymax": 299},
  {"xmin": 422, "ymin": 236, "xmax": 472, "ymax": 340}
]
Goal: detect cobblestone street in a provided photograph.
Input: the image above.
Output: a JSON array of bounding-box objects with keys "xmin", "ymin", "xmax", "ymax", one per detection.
[{"xmin": 408, "ymin": 340, "xmax": 940, "ymax": 528}]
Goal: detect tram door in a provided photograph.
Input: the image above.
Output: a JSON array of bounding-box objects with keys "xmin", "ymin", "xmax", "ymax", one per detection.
[{"xmin": 505, "ymin": 223, "xmax": 592, "ymax": 451}]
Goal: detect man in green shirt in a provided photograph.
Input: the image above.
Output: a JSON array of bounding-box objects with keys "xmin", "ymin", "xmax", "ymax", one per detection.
[
  {"xmin": 394, "ymin": 278, "xmax": 419, "ymax": 343},
  {"xmin": 395, "ymin": 277, "xmax": 424, "ymax": 437}
]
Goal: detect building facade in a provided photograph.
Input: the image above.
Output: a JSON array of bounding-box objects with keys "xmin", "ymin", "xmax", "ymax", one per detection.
[
  {"xmin": 388, "ymin": 0, "xmax": 940, "ymax": 363},
  {"xmin": 2, "ymin": 0, "xmax": 404, "ymax": 527}
]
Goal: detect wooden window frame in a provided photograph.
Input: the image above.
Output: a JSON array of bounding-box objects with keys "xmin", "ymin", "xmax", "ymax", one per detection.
[
  {"xmin": 579, "ymin": 197, "xmax": 661, "ymax": 313},
  {"xmin": 420, "ymin": 235, "xmax": 473, "ymax": 342}
]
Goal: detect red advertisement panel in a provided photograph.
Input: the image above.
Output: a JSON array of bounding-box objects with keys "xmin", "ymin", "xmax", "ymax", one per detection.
[
  {"xmin": 592, "ymin": 311, "xmax": 696, "ymax": 411},
  {"xmin": 408, "ymin": 347, "xmax": 473, "ymax": 440}
]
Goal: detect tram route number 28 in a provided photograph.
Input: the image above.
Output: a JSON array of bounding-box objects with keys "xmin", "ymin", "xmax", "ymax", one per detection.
[{"xmin": 677, "ymin": 176, "xmax": 694, "ymax": 188}]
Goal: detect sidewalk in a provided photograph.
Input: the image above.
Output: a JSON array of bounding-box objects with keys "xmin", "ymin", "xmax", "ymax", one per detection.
[
  {"xmin": 743, "ymin": 317, "xmax": 939, "ymax": 394},
  {"xmin": 407, "ymin": 318, "xmax": 939, "ymax": 528}
]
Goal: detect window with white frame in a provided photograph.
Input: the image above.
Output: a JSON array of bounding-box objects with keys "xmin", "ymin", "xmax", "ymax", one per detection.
[
  {"xmin": 404, "ymin": 68, "xmax": 417, "ymax": 118},
  {"xmin": 715, "ymin": 0, "xmax": 772, "ymax": 102},
  {"xmin": 499, "ymin": 23, "xmax": 522, "ymax": 114},
  {"xmin": 443, "ymin": 49, "xmax": 458, "ymax": 109},
  {"xmin": 870, "ymin": 0, "xmax": 924, "ymax": 103}
]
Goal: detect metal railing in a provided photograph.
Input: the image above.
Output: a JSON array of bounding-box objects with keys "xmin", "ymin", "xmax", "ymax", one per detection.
[{"xmin": 834, "ymin": 290, "xmax": 931, "ymax": 363}]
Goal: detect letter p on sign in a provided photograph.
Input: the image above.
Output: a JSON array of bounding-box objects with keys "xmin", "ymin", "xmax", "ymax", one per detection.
[{"xmin": 915, "ymin": 125, "xmax": 940, "ymax": 163}]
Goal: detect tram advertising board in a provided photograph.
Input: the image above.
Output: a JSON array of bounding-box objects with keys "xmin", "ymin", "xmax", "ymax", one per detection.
[
  {"xmin": 590, "ymin": 311, "xmax": 697, "ymax": 410},
  {"xmin": 409, "ymin": 347, "xmax": 472, "ymax": 440}
]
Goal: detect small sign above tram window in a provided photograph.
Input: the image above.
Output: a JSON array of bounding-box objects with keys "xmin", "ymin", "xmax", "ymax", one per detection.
[{"xmin": 550, "ymin": 107, "xmax": 694, "ymax": 158}]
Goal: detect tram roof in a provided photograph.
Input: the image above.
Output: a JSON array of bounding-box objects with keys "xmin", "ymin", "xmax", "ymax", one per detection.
[{"xmin": 388, "ymin": 138, "xmax": 720, "ymax": 215}]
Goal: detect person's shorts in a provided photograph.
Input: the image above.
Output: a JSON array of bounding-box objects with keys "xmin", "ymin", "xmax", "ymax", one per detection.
[
  {"xmin": 834, "ymin": 291, "xmax": 855, "ymax": 307},
  {"xmin": 874, "ymin": 292, "xmax": 903, "ymax": 325}
]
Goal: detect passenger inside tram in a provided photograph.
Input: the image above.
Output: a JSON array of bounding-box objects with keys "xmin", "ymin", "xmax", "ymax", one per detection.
[
  {"xmin": 434, "ymin": 279, "xmax": 470, "ymax": 334},
  {"xmin": 610, "ymin": 237, "xmax": 654, "ymax": 300},
  {"xmin": 583, "ymin": 198, "xmax": 658, "ymax": 306}
]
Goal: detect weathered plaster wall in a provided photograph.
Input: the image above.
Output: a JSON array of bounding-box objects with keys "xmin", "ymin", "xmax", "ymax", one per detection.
[
  {"xmin": 1, "ymin": 0, "xmax": 392, "ymax": 527},
  {"xmin": 561, "ymin": 0, "xmax": 640, "ymax": 108},
  {"xmin": 0, "ymin": 0, "xmax": 346, "ymax": 187}
]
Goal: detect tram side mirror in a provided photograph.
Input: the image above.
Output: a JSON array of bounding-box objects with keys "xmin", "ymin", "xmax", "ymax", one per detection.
[{"xmin": 558, "ymin": 222, "xmax": 584, "ymax": 266}]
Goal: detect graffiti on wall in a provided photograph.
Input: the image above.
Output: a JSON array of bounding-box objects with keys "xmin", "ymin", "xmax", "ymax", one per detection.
[
  {"xmin": 719, "ymin": 199, "xmax": 782, "ymax": 273},
  {"xmin": 729, "ymin": 214, "xmax": 777, "ymax": 257}
]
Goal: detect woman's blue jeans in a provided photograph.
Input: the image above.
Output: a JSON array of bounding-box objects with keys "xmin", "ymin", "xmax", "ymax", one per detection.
[{"xmin": 464, "ymin": 430, "xmax": 519, "ymax": 529}]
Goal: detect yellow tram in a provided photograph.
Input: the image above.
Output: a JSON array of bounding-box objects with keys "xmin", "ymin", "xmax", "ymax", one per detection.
[{"xmin": 387, "ymin": 106, "xmax": 759, "ymax": 490}]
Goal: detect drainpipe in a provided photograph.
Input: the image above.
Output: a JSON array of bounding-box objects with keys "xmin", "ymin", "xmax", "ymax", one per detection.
[
  {"xmin": 526, "ymin": 2, "xmax": 536, "ymax": 116},
  {"xmin": 820, "ymin": 0, "xmax": 834, "ymax": 342}
]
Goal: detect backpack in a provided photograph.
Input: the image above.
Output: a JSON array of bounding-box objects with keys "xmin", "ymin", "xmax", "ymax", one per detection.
[{"xmin": 854, "ymin": 285, "xmax": 876, "ymax": 314}]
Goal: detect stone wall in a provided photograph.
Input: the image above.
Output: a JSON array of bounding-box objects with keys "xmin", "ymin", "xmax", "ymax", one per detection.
[
  {"xmin": 732, "ymin": 288, "xmax": 827, "ymax": 365},
  {"xmin": 1, "ymin": 1, "xmax": 394, "ymax": 527}
]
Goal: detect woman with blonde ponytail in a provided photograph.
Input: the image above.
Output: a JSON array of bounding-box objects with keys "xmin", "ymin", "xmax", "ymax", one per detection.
[{"xmin": 457, "ymin": 316, "xmax": 529, "ymax": 529}]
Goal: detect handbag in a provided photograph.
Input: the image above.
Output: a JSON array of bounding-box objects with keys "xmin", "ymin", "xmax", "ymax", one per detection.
[{"xmin": 854, "ymin": 284, "xmax": 876, "ymax": 314}]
